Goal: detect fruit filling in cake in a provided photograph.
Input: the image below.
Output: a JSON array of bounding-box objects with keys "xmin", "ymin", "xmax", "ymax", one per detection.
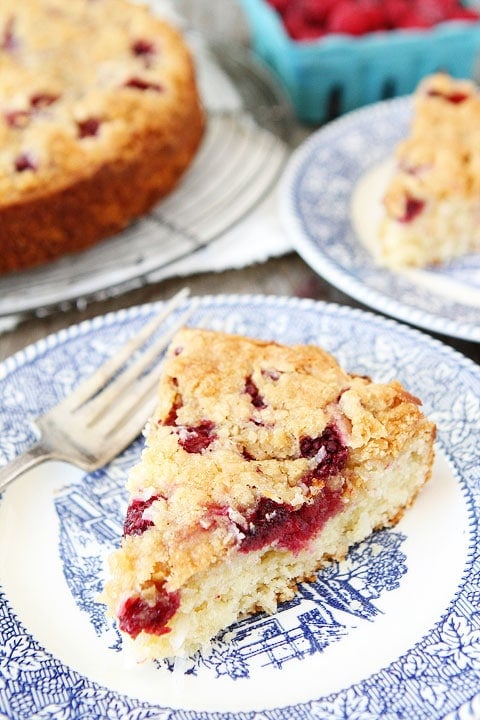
[
  {"xmin": 378, "ymin": 73, "xmax": 480, "ymax": 268},
  {"xmin": 102, "ymin": 327, "xmax": 436, "ymax": 659}
]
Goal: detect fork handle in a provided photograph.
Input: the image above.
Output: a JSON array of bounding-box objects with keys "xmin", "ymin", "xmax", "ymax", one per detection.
[{"xmin": 0, "ymin": 442, "xmax": 55, "ymax": 494}]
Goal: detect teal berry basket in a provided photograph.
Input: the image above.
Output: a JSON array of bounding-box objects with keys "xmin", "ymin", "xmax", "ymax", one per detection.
[{"xmin": 238, "ymin": 0, "xmax": 480, "ymax": 124}]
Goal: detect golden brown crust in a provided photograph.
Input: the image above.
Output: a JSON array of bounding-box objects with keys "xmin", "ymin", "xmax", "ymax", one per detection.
[
  {"xmin": 0, "ymin": 0, "xmax": 204, "ymax": 273},
  {"xmin": 0, "ymin": 117, "xmax": 204, "ymax": 272}
]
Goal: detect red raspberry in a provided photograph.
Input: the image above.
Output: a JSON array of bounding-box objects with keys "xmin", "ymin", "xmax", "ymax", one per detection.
[
  {"xmin": 77, "ymin": 117, "xmax": 101, "ymax": 139},
  {"xmin": 266, "ymin": 0, "xmax": 290, "ymax": 16},
  {"xmin": 176, "ymin": 420, "xmax": 217, "ymax": 454},
  {"xmin": 244, "ymin": 375, "xmax": 267, "ymax": 409},
  {"xmin": 399, "ymin": 196, "xmax": 425, "ymax": 223},
  {"xmin": 397, "ymin": 11, "xmax": 434, "ymax": 28},
  {"xmin": 272, "ymin": 0, "xmax": 478, "ymax": 38},
  {"xmin": 300, "ymin": 0, "xmax": 337, "ymax": 24},
  {"xmin": 131, "ymin": 39, "xmax": 156, "ymax": 56},
  {"xmin": 327, "ymin": 0, "xmax": 377, "ymax": 35},
  {"xmin": 14, "ymin": 153, "xmax": 37, "ymax": 172},
  {"xmin": 411, "ymin": 0, "xmax": 459, "ymax": 24},
  {"xmin": 118, "ymin": 583, "xmax": 180, "ymax": 639},
  {"xmin": 448, "ymin": 8, "xmax": 480, "ymax": 21},
  {"xmin": 5, "ymin": 110, "xmax": 30, "ymax": 128},
  {"xmin": 30, "ymin": 93, "xmax": 58, "ymax": 108},
  {"xmin": 359, "ymin": 1, "xmax": 388, "ymax": 31},
  {"xmin": 123, "ymin": 77, "xmax": 163, "ymax": 92},
  {"xmin": 383, "ymin": 0, "xmax": 410, "ymax": 27},
  {"xmin": 433, "ymin": 0, "xmax": 464, "ymax": 17},
  {"xmin": 0, "ymin": 16, "xmax": 16, "ymax": 51},
  {"xmin": 123, "ymin": 495, "xmax": 160, "ymax": 536},
  {"xmin": 283, "ymin": 4, "xmax": 326, "ymax": 39}
]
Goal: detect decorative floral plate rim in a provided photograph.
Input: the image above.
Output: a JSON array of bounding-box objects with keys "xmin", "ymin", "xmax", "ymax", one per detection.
[
  {"xmin": 280, "ymin": 96, "xmax": 480, "ymax": 343},
  {"xmin": 0, "ymin": 294, "xmax": 479, "ymax": 720}
]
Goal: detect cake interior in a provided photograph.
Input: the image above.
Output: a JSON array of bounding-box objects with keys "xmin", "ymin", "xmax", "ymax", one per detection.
[{"xmin": 116, "ymin": 433, "xmax": 432, "ymax": 659}]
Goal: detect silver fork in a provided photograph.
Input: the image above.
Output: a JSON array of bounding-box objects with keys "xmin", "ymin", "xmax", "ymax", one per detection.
[{"xmin": 0, "ymin": 288, "xmax": 196, "ymax": 493}]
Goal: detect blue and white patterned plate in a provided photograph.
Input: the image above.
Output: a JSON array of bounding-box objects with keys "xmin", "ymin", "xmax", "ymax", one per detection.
[
  {"xmin": 0, "ymin": 294, "xmax": 479, "ymax": 720},
  {"xmin": 280, "ymin": 97, "xmax": 480, "ymax": 343}
]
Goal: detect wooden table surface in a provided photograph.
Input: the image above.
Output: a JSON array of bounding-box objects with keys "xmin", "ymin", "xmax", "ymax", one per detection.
[{"xmin": 0, "ymin": 0, "xmax": 479, "ymax": 368}]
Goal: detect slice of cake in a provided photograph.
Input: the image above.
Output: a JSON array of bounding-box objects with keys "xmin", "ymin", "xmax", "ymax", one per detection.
[
  {"xmin": 378, "ymin": 72, "xmax": 480, "ymax": 268},
  {"xmin": 0, "ymin": 0, "xmax": 204, "ymax": 273},
  {"xmin": 102, "ymin": 327, "xmax": 436, "ymax": 659}
]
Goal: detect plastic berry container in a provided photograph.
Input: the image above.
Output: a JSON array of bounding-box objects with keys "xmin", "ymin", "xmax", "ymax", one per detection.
[{"xmin": 238, "ymin": 0, "xmax": 480, "ymax": 124}]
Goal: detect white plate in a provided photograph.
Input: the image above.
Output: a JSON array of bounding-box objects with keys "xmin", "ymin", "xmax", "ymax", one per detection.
[
  {"xmin": 0, "ymin": 294, "xmax": 479, "ymax": 720},
  {"xmin": 280, "ymin": 96, "xmax": 480, "ymax": 343}
]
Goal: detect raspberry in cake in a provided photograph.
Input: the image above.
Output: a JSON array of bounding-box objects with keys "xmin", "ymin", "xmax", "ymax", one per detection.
[
  {"xmin": 0, "ymin": 0, "xmax": 204, "ymax": 274},
  {"xmin": 102, "ymin": 327, "xmax": 436, "ymax": 659},
  {"xmin": 378, "ymin": 73, "xmax": 480, "ymax": 268}
]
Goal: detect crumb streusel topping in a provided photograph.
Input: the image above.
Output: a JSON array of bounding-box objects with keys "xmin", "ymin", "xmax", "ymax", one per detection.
[{"xmin": 0, "ymin": 0, "xmax": 198, "ymax": 203}]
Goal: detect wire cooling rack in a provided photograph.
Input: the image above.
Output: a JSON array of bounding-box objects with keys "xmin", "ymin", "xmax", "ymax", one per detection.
[{"xmin": 0, "ymin": 41, "xmax": 292, "ymax": 319}]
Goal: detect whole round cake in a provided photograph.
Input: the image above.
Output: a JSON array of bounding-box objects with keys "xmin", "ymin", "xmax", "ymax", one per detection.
[{"xmin": 0, "ymin": 0, "xmax": 205, "ymax": 274}]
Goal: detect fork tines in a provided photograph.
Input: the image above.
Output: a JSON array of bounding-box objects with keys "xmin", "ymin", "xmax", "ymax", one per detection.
[{"xmin": 60, "ymin": 288, "xmax": 195, "ymax": 426}]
